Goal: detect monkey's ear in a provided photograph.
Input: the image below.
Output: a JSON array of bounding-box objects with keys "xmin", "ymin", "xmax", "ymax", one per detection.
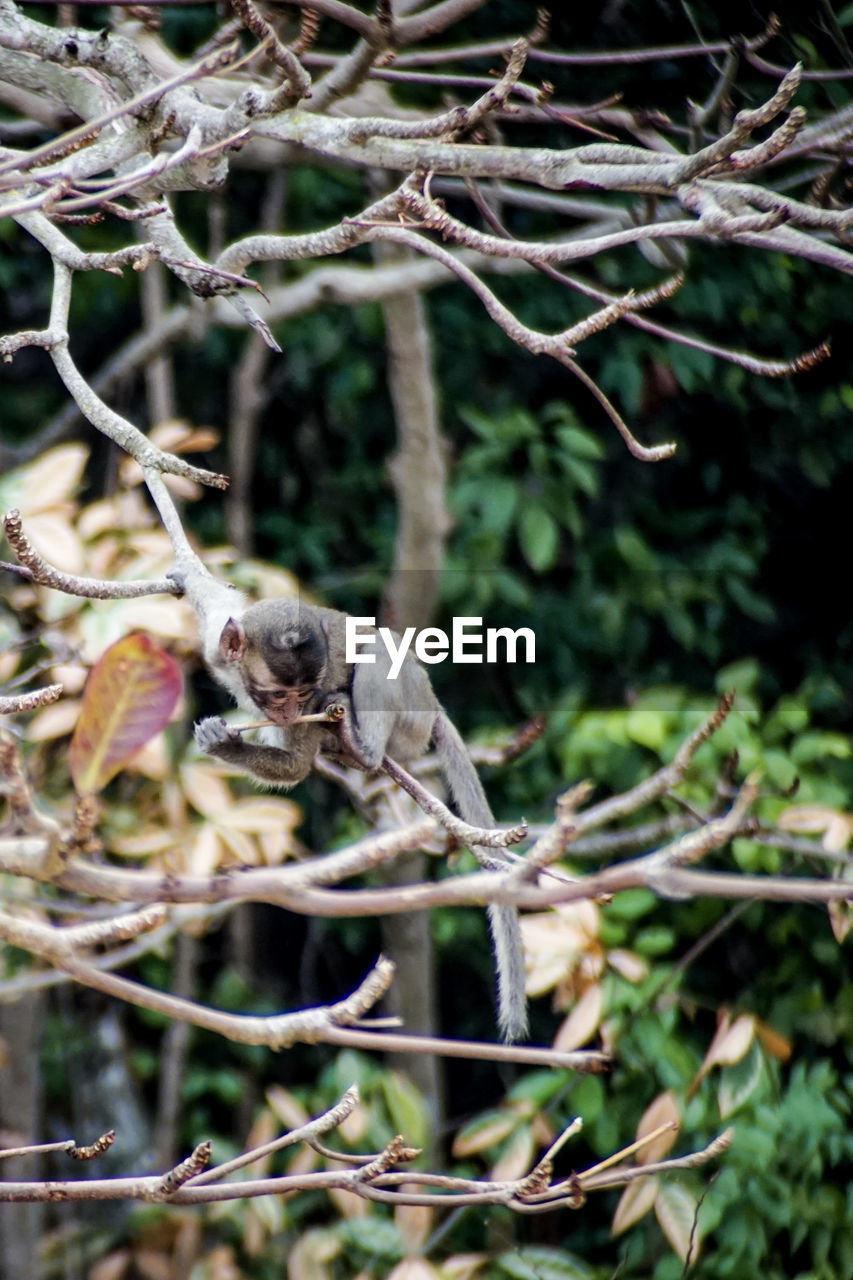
[{"xmin": 219, "ymin": 617, "xmax": 247, "ymax": 663}]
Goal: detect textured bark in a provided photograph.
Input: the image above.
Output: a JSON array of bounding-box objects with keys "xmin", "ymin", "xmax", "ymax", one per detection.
[
  {"xmin": 375, "ymin": 233, "xmax": 449, "ymax": 1142},
  {"xmin": 0, "ymin": 995, "xmax": 44, "ymax": 1280}
]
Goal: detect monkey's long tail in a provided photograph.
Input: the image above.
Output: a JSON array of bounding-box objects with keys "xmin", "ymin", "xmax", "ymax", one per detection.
[{"xmin": 432, "ymin": 714, "xmax": 529, "ymax": 1043}]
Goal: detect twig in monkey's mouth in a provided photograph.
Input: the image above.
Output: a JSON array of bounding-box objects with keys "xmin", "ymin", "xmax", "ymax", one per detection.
[{"xmin": 232, "ymin": 703, "xmax": 346, "ymax": 733}]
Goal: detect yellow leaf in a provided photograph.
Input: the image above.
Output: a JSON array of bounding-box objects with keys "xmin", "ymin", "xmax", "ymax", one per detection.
[
  {"xmin": 110, "ymin": 829, "xmax": 178, "ymax": 858},
  {"xmin": 287, "ymin": 1229, "xmax": 340, "ymax": 1280},
  {"xmin": 0, "ymin": 444, "xmax": 87, "ymax": 513},
  {"xmin": 823, "ymin": 814, "xmax": 853, "ymax": 853},
  {"xmin": 87, "ymin": 1249, "xmax": 132, "ymax": 1280},
  {"xmin": 829, "ymin": 899, "xmax": 853, "ymax": 943},
  {"xmin": 525, "ymin": 952, "xmax": 574, "ymax": 999},
  {"xmin": 28, "ymin": 700, "xmax": 80, "ymax": 741},
  {"xmin": 328, "ymin": 1185, "xmax": 369, "ymax": 1220},
  {"xmin": 452, "ymin": 1112, "xmax": 517, "ymax": 1158},
  {"xmin": 125, "ymin": 734, "xmax": 170, "ymax": 781},
  {"xmin": 246, "ymin": 562, "xmax": 303, "ymax": 600},
  {"xmin": 490, "ymin": 1123, "xmax": 535, "ymax": 1183},
  {"xmin": 635, "ymin": 1091, "xmax": 679, "ymax": 1164},
  {"xmin": 521, "ymin": 902, "xmax": 600, "ymax": 998},
  {"xmin": 395, "ymin": 1197, "xmax": 433, "ymax": 1254},
  {"xmin": 226, "ymin": 798, "xmax": 302, "ymax": 834},
  {"xmin": 387, "ymin": 1261, "xmax": 441, "ymax": 1280},
  {"xmin": 181, "ymin": 762, "xmax": 234, "ymax": 816},
  {"xmin": 607, "ymin": 949, "xmax": 649, "ymax": 983},
  {"xmin": 612, "ymin": 1174, "xmax": 659, "ymax": 1235},
  {"xmin": 777, "ymin": 804, "xmax": 845, "ymax": 833},
  {"xmin": 711, "ymin": 1014, "xmax": 756, "ymax": 1066},
  {"xmin": 265, "ymin": 1086, "xmax": 309, "ymax": 1130},
  {"xmin": 51, "ymin": 662, "xmax": 86, "ymax": 695},
  {"xmin": 244, "ymin": 1108, "xmax": 278, "ymax": 1172},
  {"xmin": 77, "ymin": 498, "xmax": 124, "ymax": 540},
  {"xmin": 111, "ymin": 598, "xmax": 190, "ymax": 642},
  {"xmin": 188, "ymin": 825, "xmax": 225, "ymax": 876},
  {"xmin": 215, "ymin": 825, "xmax": 259, "ymax": 866},
  {"xmin": 755, "ymin": 1019, "xmax": 792, "ymax": 1062},
  {"xmin": 337, "ymin": 1100, "xmax": 369, "ymax": 1145},
  {"xmin": 440, "ymin": 1254, "xmax": 488, "ymax": 1280},
  {"xmin": 0, "ymin": 650, "xmax": 20, "ymax": 683},
  {"xmin": 553, "ymin": 983, "xmax": 602, "ymax": 1051},
  {"xmin": 25, "ymin": 513, "xmax": 85, "ymax": 574},
  {"xmin": 259, "ymin": 827, "xmax": 299, "ymax": 866},
  {"xmin": 694, "ymin": 1011, "xmax": 755, "ymax": 1088},
  {"xmin": 287, "ymin": 1145, "xmax": 319, "ymax": 1176}
]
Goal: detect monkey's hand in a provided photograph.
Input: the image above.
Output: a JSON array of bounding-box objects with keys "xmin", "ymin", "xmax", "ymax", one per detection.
[
  {"xmin": 195, "ymin": 715, "xmax": 242, "ymax": 757},
  {"xmin": 193, "ymin": 715, "xmax": 314, "ymax": 787}
]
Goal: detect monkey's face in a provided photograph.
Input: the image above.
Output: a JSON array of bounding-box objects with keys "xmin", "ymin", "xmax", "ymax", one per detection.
[
  {"xmin": 246, "ymin": 678, "xmax": 317, "ymax": 726},
  {"xmin": 243, "ymin": 621, "xmax": 328, "ymax": 726}
]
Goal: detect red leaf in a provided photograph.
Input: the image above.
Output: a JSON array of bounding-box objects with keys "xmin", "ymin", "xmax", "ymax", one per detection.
[{"xmin": 70, "ymin": 634, "xmax": 182, "ymax": 794}]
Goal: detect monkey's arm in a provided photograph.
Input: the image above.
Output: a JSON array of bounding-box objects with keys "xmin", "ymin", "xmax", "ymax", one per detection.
[{"xmin": 195, "ymin": 716, "xmax": 315, "ymax": 787}]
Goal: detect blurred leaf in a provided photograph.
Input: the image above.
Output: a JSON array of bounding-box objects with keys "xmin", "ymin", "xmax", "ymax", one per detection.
[
  {"xmin": 18, "ymin": 512, "xmax": 86, "ymax": 575},
  {"xmin": 0, "ymin": 443, "xmax": 87, "ymax": 513},
  {"xmin": 497, "ymin": 1247, "xmax": 595, "ymax": 1279},
  {"xmin": 827, "ymin": 855, "xmax": 853, "ymax": 942},
  {"xmin": 338, "ymin": 1217, "xmax": 405, "ymax": 1264},
  {"xmin": 287, "ymin": 1228, "xmax": 341, "ymax": 1280},
  {"xmin": 440, "ymin": 1254, "xmax": 489, "ymax": 1280},
  {"xmin": 381, "ymin": 1070, "xmax": 429, "ymax": 1150},
  {"xmin": 517, "ymin": 505, "xmax": 559, "ymax": 573},
  {"xmin": 265, "ymin": 1085, "xmax": 309, "ymax": 1131},
  {"xmin": 394, "ymin": 1199, "xmax": 433, "ymax": 1255},
  {"xmin": 715, "ymin": 657, "xmax": 761, "ymax": 696},
  {"xmin": 635, "ymin": 1090, "xmax": 680, "ymax": 1164},
  {"xmin": 181, "ymin": 761, "xmax": 234, "ymax": 816},
  {"xmin": 69, "ymin": 634, "xmax": 182, "ymax": 793},
  {"xmin": 613, "ymin": 526, "xmax": 657, "ymax": 573},
  {"xmin": 452, "ymin": 1110, "xmax": 517, "ymax": 1158},
  {"xmin": 718, "ymin": 1040, "xmax": 766, "ymax": 1118},
  {"xmin": 490, "ymin": 1123, "xmax": 535, "ymax": 1183},
  {"xmin": 553, "ymin": 422, "xmax": 605, "ymax": 461},
  {"xmin": 755, "ymin": 1019, "xmax": 792, "ymax": 1062},
  {"xmin": 655, "ymin": 1180, "xmax": 701, "ymax": 1263},
  {"xmin": 387, "ymin": 1260, "xmax": 442, "ymax": 1280},
  {"xmin": 791, "ymin": 732, "xmax": 851, "ymax": 765},
  {"xmin": 553, "ymin": 983, "xmax": 603, "ymax": 1051},
  {"xmin": 612, "ymin": 1174, "xmax": 659, "ymax": 1235},
  {"xmin": 625, "ymin": 707, "xmax": 668, "ymax": 750},
  {"xmin": 28, "ymin": 700, "xmax": 80, "ymax": 742}
]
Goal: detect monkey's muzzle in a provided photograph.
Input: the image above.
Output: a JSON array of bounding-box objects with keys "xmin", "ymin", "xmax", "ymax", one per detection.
[{"xmin": 262, "ymin": 689, "xmax": 308, "ymax": 726}]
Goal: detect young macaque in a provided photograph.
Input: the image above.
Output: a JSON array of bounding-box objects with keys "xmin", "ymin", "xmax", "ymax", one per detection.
[{"xmin": 180, "ymin": 573, "xmax": 527, "ymax": 1042}]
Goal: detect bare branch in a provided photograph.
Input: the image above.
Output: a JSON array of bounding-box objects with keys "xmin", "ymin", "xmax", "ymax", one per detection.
[
  {"xmin": 2, "ymin": 509, "xmax": 179, "ymax": 599},
  {"xmin": 0, "ymin": 684, "xmax": 63, "ymax": 715}
]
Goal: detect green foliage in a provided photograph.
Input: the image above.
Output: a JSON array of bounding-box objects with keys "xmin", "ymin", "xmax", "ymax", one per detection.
[
  {"xmin": 446, "ymin": 401, "xmax": 604, "ymax": 589},
  {"xmin": 495, "ymin": 1248, "xmax": 597, "ymax": 1279}
]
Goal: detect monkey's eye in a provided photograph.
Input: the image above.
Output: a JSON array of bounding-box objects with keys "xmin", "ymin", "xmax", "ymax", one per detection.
[{"xmin": 267, "ymin": 687, "xmax": 313, "ymax": 706}]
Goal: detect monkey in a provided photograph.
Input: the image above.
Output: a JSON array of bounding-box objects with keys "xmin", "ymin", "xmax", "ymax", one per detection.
[{"xmin": 182, "ymin": 578, "xmax": 528, "ymax": 1043}]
